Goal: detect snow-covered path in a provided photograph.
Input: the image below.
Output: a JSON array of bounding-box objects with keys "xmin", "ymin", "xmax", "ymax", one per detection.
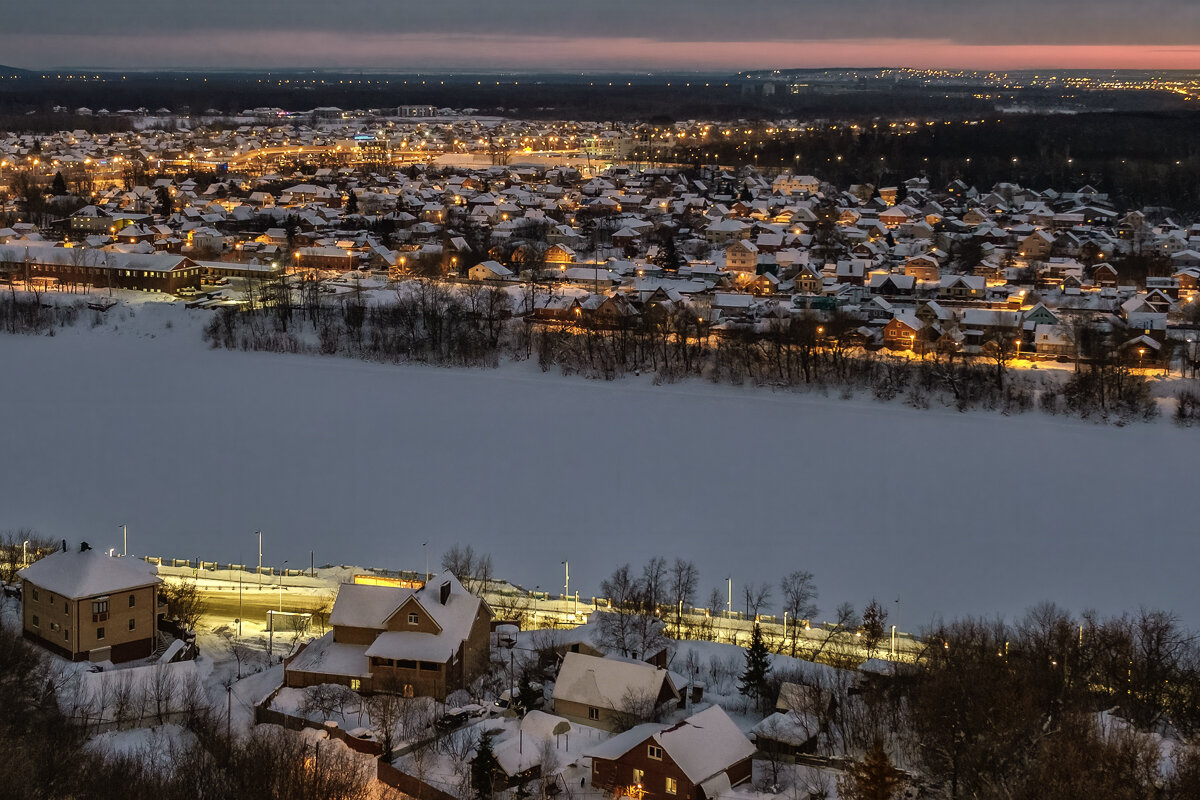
[{"xmin": 1, "ymin": 303, "xmax": 1195, "ymax": 629}]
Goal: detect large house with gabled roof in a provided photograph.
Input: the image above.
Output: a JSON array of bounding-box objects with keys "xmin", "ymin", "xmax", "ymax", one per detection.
[
  {"xmin": 284, "ymin": 570, "xmax": 492, "ymax": 698},
  {"xmin": 19, "ymin": 543, "xmax": 164, "ymax": 664}
]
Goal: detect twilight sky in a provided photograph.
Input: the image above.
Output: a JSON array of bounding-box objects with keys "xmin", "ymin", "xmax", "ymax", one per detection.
[{"xmin": 3, "ymin": 1, "xmax": 1199, "ymax": 71}]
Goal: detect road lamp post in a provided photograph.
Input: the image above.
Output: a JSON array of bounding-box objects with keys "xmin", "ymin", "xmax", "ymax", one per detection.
[
  {"xmin": 21, "ymin": 539, "xmax": 29, "ymax": 568},
  {"xmin": 257, "ymin": 531, "xmax": 262, "ymax": 587},
  {"xmin": 119, "ymin": 523, "xmax": 127, "ymax": 557},
  {"xmin": 562, "ymin": 561, "xmax": 569, "ymax": 600}
]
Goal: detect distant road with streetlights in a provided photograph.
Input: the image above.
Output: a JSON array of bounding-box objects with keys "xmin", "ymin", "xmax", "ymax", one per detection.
[{"xmin": 156, "ymin": 562, "xmax": 925, "ymax": 664}]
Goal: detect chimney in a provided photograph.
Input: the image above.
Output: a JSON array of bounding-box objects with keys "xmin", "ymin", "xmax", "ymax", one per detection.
[
  {"xmin": 80, "ymin": 541, "xmax": 91, "ymax": 552},
  {"xmin": 439, "ymin": 581, "xmax": 451, "ymax": 605}
]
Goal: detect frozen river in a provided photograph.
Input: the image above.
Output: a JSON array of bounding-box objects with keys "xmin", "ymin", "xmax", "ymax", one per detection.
[{"xmin": 2, "ymin": 306, "xmax": 1196, "ymax": 631}]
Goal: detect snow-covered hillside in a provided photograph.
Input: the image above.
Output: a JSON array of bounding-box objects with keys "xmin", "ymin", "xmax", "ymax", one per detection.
[{"xmin": 1, "ymin": 300, "xmax": 1195, "ymax": 629}]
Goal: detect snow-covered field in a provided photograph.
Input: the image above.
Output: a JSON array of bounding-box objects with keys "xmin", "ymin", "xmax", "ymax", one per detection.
[{"xmin": 1, "ymin": 299, "xmax": 1197, "ymax": 629}]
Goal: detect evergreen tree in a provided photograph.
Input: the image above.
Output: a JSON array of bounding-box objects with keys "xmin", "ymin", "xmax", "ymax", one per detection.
[
  {"xmin": 739, "ymin": 623, "xmax": 772, "ymax": 713},
  {"xmin": 517, "ymin": 672, "xmax": 541, "ymax": 714},
  {"xmin": 346, "ymin": 190, "xmax": 358, "ymax": 215},
  {"xmin": 471, "ymin": 732, "xmax": 500, "ymax": 800},
  {"xmin": 652, "ymin": 234, "xmax": 683, "ymax": 272},
  {"xmin": 50, "ymin": 171, "xmax": 68, "ymax": 196},
  {"xmin": 837, "ymin": 739, "xmax": 905, "ymax": 800},
  {"xmin": 155, "ymin": 185, "xmax": 172, "ymax": 217}
]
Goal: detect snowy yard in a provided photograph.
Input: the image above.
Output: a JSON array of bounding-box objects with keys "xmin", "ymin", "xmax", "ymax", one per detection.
[{"xmin": 1, "ymin": 299, "xmax": 1197, "ymax": 629}]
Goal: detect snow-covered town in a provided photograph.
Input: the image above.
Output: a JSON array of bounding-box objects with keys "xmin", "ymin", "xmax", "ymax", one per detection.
[
  {"xmin": 2, "ymin": 113, "xmax": 1200, "ymax": 396},
  {"xmin": 3, "ymin": 1, "xmax": 1200, "ymax": 790}
]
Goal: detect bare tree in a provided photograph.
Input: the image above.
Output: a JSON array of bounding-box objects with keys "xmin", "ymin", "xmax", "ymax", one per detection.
[{"xmin": 780, "ymin": 570, "xmax": 819, "ymax": 656}]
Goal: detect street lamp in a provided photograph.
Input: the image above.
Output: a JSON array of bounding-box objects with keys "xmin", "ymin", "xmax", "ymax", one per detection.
[
  {"xmin": 257, "ymin": 530, "xmax": 263, "ymax": 587},
  {"xmin": 118, "ymin": 523, "xmax": 127, "ymax": 557},
  {"xmin": 562, "ymin": 561, "xmax": 569, "ymax": 600},
  {"xmin": 21, "ymin": 539, "xmax": 29, "ymax": 568}
]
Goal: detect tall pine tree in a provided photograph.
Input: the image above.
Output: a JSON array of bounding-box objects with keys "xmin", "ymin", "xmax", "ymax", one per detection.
[
  {"xmin": 739, "ymin": 623, "xmax": 772, "ymax": 713},
  {"xmin": 471, "ymin": 731, "xmax": 500, "ymax": 800},
  {"xmin": 837, "ymin": 739, "xmax": 905, "ymax": 800}
]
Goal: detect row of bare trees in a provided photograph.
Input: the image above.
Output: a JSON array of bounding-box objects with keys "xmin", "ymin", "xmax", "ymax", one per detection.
[
  {"xmin": 762, "ymin": 603, "xmax": 1200, "ymax": 800},
  {"xmin": 0, "ymin": 617, "xmax": 379, "ymax": 800}
]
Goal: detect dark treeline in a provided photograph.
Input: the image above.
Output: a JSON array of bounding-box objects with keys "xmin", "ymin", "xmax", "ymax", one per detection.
[
  {"xmin": 673, "ymin": 111, "xmax": 1200, "ymax": 211},
  {"xmin": 202, "ymin": 285, "xmax": 1161, "ymax": 425},
  {"xmin": 0, "ymin": 618, "xmax": 375, "ymax": 800},
  {"xmin": 0, "ymin": 72, "xmax": 1188, "ymax": 122}
]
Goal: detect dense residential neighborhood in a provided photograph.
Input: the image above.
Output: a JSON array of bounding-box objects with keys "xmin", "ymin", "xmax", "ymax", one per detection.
[
  {"xmin": 3, "ymin": 115, "xmax": 1199, "ymax": 381},
  {"xmin": 1, "ymin": 97, "xmax": 1200, "ymax": 800}
]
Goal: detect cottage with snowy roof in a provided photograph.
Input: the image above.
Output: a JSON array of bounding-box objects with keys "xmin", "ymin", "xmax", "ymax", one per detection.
[
  {"xmin": 19, "ymin": 543, "xmax": 164, "ymax": 663},
  {"xmin": 585, "ymin": 704, "xmax": 754, "ymax": 800},
  {"xmin": 552, "ymin": 651, "xmax": 680, "ymax": 732},
  {"xmin": 284, "ymin": 571, "xmax": 491, "ymax": 699}
]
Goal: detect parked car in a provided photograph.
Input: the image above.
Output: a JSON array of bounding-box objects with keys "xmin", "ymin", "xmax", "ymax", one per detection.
[{"xmin": 435, "ymin": 708, "xmax": 469, "ymax": 731}]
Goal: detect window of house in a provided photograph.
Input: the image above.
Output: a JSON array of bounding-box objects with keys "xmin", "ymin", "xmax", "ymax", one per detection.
[
  {"xmin": 632, "ymin": 769, "xmax": 644, "ymax": 786},
  {"xmin": 648, "ymin": 745, "xmax": 663, "ymax": 760},
  {"xmin": 32, "ymin": 615, "xmax": 39, "ymax": 628},
  {"xmin": 129, "ymin": 594, "xmax": 136, "ymax": 607},
  {"xmin": 588, "ymin": 707, "xmax": 600, "ymax": 721},
  {"xmin": 64, "ymin": 602, "xmax": 68, "ymax": 613},
  {"xmin": 128, "ymin": 618, "xmax": 136, "ymax": 631},
  {"xmin": 403, "ymin": 684, "xmax": 414, "ymax": 698},
  {"xmin": 397, "ymin": 659, "xmax": 417, "ymax": 669},
  {"xmin": 349, "ymin": 678, "xmax": 361, "ymax": 691},
  {"xmin": 64, "ymin": 629, "xmax": 69, "ymax": 641},
  {"xmin": 666, "ymin": 777, "xmax": 678, "ymax": 795},
  {"xmin": 419, "ymin": 661, "xmax": 439, "ymax": 672},
  {"xmin": 408, "ymin": 612, "xmax": 419, "ymax": 625},
  {"xmin": 92, "ymin": 600, "xmax": 108, "ymax": 615},
  {"xmin": 96, "ymin": 627, "xmax": 105, "ymax": 640},
  {"xmin": 32, "ymin": 589, "xmax": 38, "ymax": 601}
]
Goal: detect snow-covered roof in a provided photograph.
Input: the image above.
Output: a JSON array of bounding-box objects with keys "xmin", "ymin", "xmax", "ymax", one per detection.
[
  {"xmin": 18, "ymin": 549, "xmax": 159, "ymax": 600},
  {"xmin": 328, "ymin": 571, "xmax": 484, "ymax": 660},
  {"xmin": 584, "ymin": 704, "xmax": 754, "ymax": 785},
  {"xmin": 552, "ymin": 651, "xmax": 676, "ymax": 709},
  {"xmin": 286, "ymin": 631, "xmax": 371, "ymax": 678}
]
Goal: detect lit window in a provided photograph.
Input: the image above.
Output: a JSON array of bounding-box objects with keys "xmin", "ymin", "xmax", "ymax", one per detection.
[
  {"xmin": 633, "ymin": 769, "xmax": 644, "ymax": 785},
  {"xmin": 666, "ymin": 777, "xmax": 678, "ymax": 795},
  {"xmin": 349, "ymin": 678, "xmax": 361, "ymax": 691}
]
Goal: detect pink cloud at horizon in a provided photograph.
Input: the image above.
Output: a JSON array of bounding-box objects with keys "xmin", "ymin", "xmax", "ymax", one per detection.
[{"xmin": 5, "ymin": 32, "xmax": 1200, "ymax": 71}]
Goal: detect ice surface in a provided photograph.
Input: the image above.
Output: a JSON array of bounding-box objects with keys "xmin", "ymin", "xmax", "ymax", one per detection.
[{"xmin": 1, "ymin": 307, "xmax": 1196, "ymax": 628}]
